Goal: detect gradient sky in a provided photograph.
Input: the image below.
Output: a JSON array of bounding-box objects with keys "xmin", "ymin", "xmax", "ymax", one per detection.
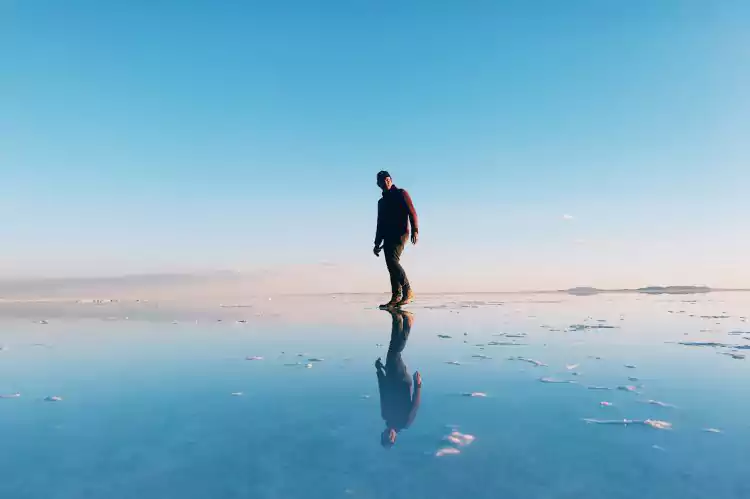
[{"xmin": 2, "ymin": 0, "xmax": 749, "ymax": 291}]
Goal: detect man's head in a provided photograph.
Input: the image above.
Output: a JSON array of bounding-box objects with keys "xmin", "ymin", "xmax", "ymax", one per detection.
[
  {"xmin": 376, "ymin": 171, "xmax": 393, "ymax": 191},
  {"xmin": 381, "ymin": 428, "xmax": 397, "ymax": 448}
]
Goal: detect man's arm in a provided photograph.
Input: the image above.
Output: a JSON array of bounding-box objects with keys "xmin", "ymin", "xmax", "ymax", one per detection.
[
  {"xmin": 374, "ymin": 199, "xmax": 384, "ymax": 248},
  {"xmin": 402, "ymin": 190, "xmax": 419, "ymax": 240},
  {"xmin": 405, "ymin": 372, "xmax": 422, "ymax": 428}
]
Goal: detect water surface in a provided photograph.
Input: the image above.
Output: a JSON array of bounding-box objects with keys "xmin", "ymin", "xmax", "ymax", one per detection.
[{"xmin": 1, "ymin": 293, "xmax": 748, "ymax": 499}]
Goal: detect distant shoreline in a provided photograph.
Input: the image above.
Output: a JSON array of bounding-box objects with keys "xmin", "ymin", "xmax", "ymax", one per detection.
[
  {"xmin": 0, "ymin": 272, "xmax": 749, "ymax": 302},
  {"xmin": 563, "ymin": 286, "xmax": 750, "ymax": 296}
]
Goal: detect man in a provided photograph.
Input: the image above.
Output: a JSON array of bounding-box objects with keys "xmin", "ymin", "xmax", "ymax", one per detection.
[
  {"xmin": 376, "ymin": 309, "xmax": 421, "ymax": 449},
  {"xmin": 373, "ymin": 171, "xmax": 419, "ymax": 308}
]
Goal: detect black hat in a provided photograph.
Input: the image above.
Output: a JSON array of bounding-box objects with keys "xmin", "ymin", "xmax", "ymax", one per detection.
[{"xmin": 377, "ymin": 170, "xmax": 391, "ymax": 180}]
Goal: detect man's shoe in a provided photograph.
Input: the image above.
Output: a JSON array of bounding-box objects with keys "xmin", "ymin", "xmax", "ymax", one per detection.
[
  {"xmin": 397, "ymin": 288, "xmax": 415, "ymax": 307},
  {"xmin": 379, "ymin": 293, "xmax": 401, "ymax": 309}
]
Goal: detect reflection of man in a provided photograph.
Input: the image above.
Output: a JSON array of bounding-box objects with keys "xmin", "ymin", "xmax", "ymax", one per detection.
[{"xmin": 376, "ymin": 310, "xmax": 422, "ymax": 448}]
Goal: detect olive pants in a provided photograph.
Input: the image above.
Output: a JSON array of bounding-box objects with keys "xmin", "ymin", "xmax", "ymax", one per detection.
[{"xmin": 383, "ymin": 236, "xmax": 410, "ymax": 296}]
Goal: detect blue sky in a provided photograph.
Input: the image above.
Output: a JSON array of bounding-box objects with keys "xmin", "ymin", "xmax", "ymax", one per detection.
[{"xmin": 1, "ymin": 0, "xmax": 748, "ymax": 290}]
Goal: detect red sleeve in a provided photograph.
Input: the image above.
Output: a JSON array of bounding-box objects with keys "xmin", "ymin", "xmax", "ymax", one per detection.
[
  {"xmin": 406, "ymin": 383, "xmax": 421, "ymax": 428},
  {"xmin": 402, "ymin": 190, "xmax": 419, "ymax": 233}
]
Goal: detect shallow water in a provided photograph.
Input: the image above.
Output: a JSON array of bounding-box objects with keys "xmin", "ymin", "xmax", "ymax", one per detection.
[{"xmin": 1, "ymin": 293, "xmax": 749, "ymax": 499}]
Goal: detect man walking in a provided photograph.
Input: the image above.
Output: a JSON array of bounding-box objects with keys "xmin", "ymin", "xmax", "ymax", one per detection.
[{"xmin": 373, "ymin": 171, "xmax": 418, "ymax": 308}]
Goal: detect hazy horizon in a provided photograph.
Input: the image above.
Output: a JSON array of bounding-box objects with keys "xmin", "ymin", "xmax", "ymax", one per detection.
[{"xmin": 0, "ymin": 269, "xmax": 737, "ymax": 303}]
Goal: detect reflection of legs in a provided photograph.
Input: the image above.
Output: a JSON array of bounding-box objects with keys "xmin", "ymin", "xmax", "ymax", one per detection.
[
  {"xmin": 388, "ymin": 312, "xmax": 408, "ymax": 354},
  {"xmin": 384, "ymin": 239, "xmax": 409, "ymax": 296},
  {"xmin": 401, "ymin": 311, "xmax": 413, "ymax": 336}
]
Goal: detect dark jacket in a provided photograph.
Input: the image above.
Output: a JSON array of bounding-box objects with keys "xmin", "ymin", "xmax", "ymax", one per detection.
[
  {"xmin": 374, "ymin": 186, "xmax": 419, "ymax": 246},
  {"xmin": 378, "ymin": 364, "xmax": 420, "ymax": 431}
]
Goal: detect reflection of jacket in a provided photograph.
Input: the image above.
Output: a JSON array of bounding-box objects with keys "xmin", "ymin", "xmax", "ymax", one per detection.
[
  {"xmin": 375, "ymin": 186, "xmax": 418, "ymax": 245},
  {"xmin": 378, "ymin": 356, "xmax": 419, "ymax": 431},
  {"xmin": 377, "ymin": 312, "xmax": 420, "ymax": 431}
]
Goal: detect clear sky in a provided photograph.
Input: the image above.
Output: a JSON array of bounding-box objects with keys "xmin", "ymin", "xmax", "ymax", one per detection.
[{"xmin": 2, "ymin": 0, "xmax": 749, "ymax": 291}]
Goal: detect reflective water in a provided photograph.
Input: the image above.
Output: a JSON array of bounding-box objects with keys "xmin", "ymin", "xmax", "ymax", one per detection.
[{"xmin": 1, "ymin": 293, "xmax": 749, "ymax": 499}]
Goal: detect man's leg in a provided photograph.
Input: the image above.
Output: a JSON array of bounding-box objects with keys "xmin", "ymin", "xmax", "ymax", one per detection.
[
  {"xmin": 384, "ymin": 239, "xmax": 407, "ymax": 300},
  {"xmin": 389, "ymin": 235, "xmax": 413, "ymax": 305}
]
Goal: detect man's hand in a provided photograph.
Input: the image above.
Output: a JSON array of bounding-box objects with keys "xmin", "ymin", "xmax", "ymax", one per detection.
[
  {"xmin": 411, "ymin": 232, "xmax": 419, "ymax": 245},
  {"xmin": 373, "ymin": 244, "xmax": 382, "ymax": 257},
  {"xmin": 375, "ymin": 358, "xmax": 384, "ymax": 370},
  {"xmin": 413, "ymin": 371, "xmax": 422, "ymax": 386}
]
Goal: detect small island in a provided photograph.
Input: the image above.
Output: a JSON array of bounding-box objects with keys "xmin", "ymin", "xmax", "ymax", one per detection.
[
  {"xmin": 565, "ymin": 285, "xmax": 713, "ymax": 296},
  {"xmin": 636, "ymin": 286, "xmax": 712, "ymax": 295}
]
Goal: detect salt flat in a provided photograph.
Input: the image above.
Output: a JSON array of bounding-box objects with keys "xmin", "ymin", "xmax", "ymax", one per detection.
[{"xmin": 0, "ymin": 292, "xmax": 748, "ymax": 499}]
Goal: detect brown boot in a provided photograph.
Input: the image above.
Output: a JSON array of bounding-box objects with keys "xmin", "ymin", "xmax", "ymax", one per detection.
[
  {"xmin": 397, "ymin": 288, "xmax": 415, "ymax": 307},
  {"xmin": 379, "ymin": 292, "xmax": 401, "ymax": 309}
]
